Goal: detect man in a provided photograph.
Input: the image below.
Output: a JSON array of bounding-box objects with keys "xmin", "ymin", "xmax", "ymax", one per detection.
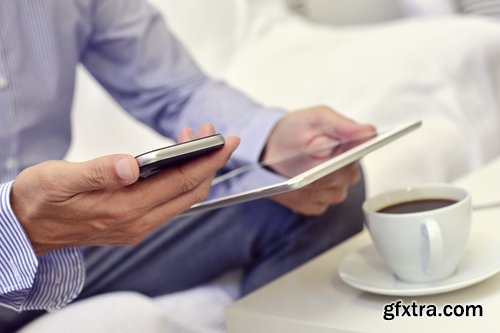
[{"xmin": 0, "ymin": 0, "xmax": 373, "ymax": 330}]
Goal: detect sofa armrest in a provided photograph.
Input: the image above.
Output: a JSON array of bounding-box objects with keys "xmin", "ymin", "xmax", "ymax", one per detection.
[{"xmin": 286, "ymin": 0, "xmax": 458, "ymax": 25}]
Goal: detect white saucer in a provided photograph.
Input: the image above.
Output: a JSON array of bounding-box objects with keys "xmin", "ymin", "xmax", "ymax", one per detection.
[{"xmin": 338, "ymin": 212, "xmax": 500, "ymax": 296}]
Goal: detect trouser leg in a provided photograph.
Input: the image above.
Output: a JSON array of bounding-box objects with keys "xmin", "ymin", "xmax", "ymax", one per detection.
[
  {"xmin": 0, "ymin": 176, "xmax": 366, "ymax": 332},
  {"xmin": 79, "ymin": 198, "xmax": 298, "ymax": 298},
  {"xmin": 79, "ymin": 175, "xmax": 365, "ymax": 298},
  {"xmin": 241, "ymin": 176, "xmax": 366, "ymax": 294}
]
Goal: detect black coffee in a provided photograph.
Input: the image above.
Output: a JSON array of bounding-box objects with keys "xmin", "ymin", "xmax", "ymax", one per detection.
[{"xmin": 377, "ymin": 199, "xmax": 457, "ymax": 214}]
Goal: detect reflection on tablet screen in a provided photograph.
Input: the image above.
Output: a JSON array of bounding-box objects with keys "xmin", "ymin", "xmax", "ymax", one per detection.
[
  {"xmin": 184, "ymin": 120, "xmax": 421, "ymax": 215},
  {"xmin": 207, "ymin": 131, "xmax": 376, "ymax": 202}
]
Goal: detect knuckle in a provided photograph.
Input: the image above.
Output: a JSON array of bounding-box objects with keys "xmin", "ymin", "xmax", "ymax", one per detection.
[
  {"xmin": 108, "ymin": 206, "xmax": 140, "ymax": 223},
  {"xmin": 85, "ymin": 166, "xmax": 107, "ymax": 188},
  {"xmin": 191, "ymin": 183, "xmax": 211, "ymax": 204},
  {"xmin": 89, "ymin": 220, "xmax": 109, "ymax": 232},
  {"xmin": 177, "ymin": 169, "xmax": 203, "ymax": 194}
]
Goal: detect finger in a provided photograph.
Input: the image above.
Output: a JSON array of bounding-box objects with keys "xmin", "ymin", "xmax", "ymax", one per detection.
[
  {"xmin": 124, "ymin": 136, "xmax": 240, "ymax": 209},
  {"xmin": 314, "ymin": 107, "xmax": 376, "ymax": 140},
  {"xmin": 334, "ymin": 122, "xmax": 376, "ymax": 140},
  {"xmin": 199, "ymin": 122, "xmax": 216, "ymax": 137},
  {"xmin": 329, "ymin": 163, "xmax": 360, "ymax": 187},
  {"xmin": 293, "ymin": 177, "xmax": 354, "ymax": 207},
  {"xmin": 78, "ymin": 136, "xmax": 237, "ymax": 229},
  {"xmin": 52, "ymin": 154, "xmax": 140, "ymax": 193},
  {"xmin": 96, "ymin": 177, "xmax": 216, "ymax": 246},
  {"xmin": 177, "ymin": 127, "xmax": 196, "ymax": 143},
  {"xmin": 305, "ymin": 163, "xmax": 359, "ymax": 190},
  {"xmin": 306, "ymin": 136, "xmax": 338, "ymax": 159},
  {"xmin": 294, "ymin": 202, "xmax": 330, "ymax": 216},
  {"xmin": 137, "ymin": 177, "xmax": 214, "ymax": 235},
  {"xmin": 315, "ymin": 186, "xmax": 349, "ymax": 206}
]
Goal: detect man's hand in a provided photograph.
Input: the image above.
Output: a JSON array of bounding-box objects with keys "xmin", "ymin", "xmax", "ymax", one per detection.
[
  {"xmin": 262, "ymin": 106, "xmax": 375, "ymax": 216},
  {"xmin": 11, "ymin": 123, "xmax": 239, "ymax": 255}
]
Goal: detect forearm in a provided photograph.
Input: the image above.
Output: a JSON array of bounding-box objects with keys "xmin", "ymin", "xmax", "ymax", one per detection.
[{"xmin": 160, "ymin": 79, "xmax": 286, "ymax": 168}]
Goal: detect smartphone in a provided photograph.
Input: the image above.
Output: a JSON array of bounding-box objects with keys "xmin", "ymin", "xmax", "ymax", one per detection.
[{"xmin": 135, "ymin": 134, "xmax": 225, "ymax": 178}]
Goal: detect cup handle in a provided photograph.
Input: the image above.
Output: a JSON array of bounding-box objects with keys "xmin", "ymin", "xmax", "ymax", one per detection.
[{"xmin": 420, "ymin": 219, "xmax": 443, "ymax": 275}]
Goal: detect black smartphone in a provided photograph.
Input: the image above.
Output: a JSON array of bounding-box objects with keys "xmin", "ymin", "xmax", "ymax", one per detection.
[{"xmin": 135, "ymin": 134, "xmax": 225, "ymax": 178}]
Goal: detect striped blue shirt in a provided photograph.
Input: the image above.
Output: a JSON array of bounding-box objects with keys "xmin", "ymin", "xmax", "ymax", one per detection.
[{"xmin": 0, "ymin": 0, "xmax": 284, "ymax": 311}]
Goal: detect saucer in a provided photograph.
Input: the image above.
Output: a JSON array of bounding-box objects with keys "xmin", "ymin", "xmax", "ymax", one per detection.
[{"xmin": 338, "ymin": 221, "xmax": 500, "ymax": 296}]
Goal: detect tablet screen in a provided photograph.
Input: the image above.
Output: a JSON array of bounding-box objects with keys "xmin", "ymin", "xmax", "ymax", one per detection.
[{"xmin": 183, "ymin": 120, "xmax": 421, "ymax": 215}]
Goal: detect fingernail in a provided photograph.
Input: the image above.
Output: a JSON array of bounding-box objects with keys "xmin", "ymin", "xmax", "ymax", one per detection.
[{"xmin": 115, "ymin": 158, "xmax": 135, "ymax": 182}]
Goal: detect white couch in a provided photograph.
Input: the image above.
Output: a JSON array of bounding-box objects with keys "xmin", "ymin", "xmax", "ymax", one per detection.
[
  {"xmin": 31, "ymin": 0, "xmax": 500, "ymax": 332},
  {"xmin": 68, "ymin": 0, "xmax": 500, "ymax": 195}
]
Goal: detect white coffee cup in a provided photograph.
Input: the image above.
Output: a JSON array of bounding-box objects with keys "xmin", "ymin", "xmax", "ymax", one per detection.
[{"xmin": 363, "ymin": 184, "xmax": 471, "ymax": 284}]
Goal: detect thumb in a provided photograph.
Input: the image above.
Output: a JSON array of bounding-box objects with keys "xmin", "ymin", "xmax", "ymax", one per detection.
[
  {"xmin": 69, "ymin": 154, "xmax": 139, "ymax": 192},
  {"xmin": 306, "ymin": 136, "xmax": 338, "ymax": 159},
  {"xmin": 314, "ymin": 109, "xmax": 375, "ymax": 140},
  {"xmin": 334, "ymin": 122, "xmax": 376, "ymax": 140}
]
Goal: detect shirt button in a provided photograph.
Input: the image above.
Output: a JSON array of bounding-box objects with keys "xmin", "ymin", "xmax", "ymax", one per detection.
[
  {"xmin": 0, "ymin": 76, "xmax": 7, "ymax": 90},
  {"xmin": 5, "ymin": 158, "xmax": 19, "ymax": 171}
]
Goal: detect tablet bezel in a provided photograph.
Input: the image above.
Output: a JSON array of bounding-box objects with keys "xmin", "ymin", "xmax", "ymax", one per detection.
[{"xmin": 183, "ymin": 120, "xmax": 422, "ymax": 215}]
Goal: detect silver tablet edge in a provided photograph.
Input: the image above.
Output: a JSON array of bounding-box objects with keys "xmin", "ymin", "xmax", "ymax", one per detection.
[{"xmin": 182, "ymin": 120, "xmax": 422, "ymax": 216}]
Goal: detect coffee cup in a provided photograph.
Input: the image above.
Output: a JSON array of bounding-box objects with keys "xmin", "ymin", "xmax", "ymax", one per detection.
[{"xmin": 363, "ymin": 184, "xmax": 471, "ymax": 283}]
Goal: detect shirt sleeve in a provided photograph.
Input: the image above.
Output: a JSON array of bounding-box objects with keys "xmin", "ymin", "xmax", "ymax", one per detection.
[
  {"xmin": 81, "ymin": 0, "xmax": 286, "ymax": 196},
  {"xmin": 0, "ymin": 181, "xmax": 85, "ymax": 311}
]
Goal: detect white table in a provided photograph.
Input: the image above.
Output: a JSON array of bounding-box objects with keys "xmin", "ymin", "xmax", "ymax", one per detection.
[{"xmin": 225, "ymin": 158, "xmax": 500, "ymax": 332}]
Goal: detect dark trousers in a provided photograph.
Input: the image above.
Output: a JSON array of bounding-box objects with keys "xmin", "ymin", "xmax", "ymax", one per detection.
[{"xmin": 0, "ymin": 177, "xmax": 365, "ymax": 332}]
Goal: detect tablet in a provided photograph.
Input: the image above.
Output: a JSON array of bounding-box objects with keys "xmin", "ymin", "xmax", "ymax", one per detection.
[{"xmin": 182, "ymin": 120, "xmax": 422, "ymax": 215}]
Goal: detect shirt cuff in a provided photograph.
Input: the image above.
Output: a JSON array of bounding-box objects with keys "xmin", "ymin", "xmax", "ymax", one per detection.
[
  {"xmin": 0, "ymin": 181, "xmax": 85, "ymax": 311},
  {"xmin": 231, "ymin": 165, "xmax": 288, "ymax": 192},
  {"xmin": 22, "ymin": 248, "xmax": 85, "ymax": 311},
  {"xmin": 0, "ymin": 181, "xmax": 38, "ymax": 295},
  {"xmin": 230, "ymin": 106, "xmax": 285, "ymax": 167},
  {"xmin": 209, "ymin": 159, "xmax": 289, "ymax": 201}
]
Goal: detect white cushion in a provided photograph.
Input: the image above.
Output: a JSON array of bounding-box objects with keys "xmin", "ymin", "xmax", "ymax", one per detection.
[{"xmin": 18, "ymin": 293, "xmax": 175, "ymax": 333}]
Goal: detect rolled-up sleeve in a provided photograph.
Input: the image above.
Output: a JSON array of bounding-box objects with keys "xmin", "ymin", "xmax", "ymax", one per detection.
[
  {"xmin": 81, "ymin": 0, "xmax": 287, "ymax": 197},
  {"xmin": 0, "ymin": 182, "xmax": 85, "ymax": 311}
]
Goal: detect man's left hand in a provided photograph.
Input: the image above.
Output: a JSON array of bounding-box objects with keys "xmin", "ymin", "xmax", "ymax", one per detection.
[{"xmin": 262, "ymin": 105, "xmax": 375, "ymax": 216}]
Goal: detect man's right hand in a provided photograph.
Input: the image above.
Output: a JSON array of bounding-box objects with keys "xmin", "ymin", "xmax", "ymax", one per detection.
[{"xmin": 10, "ymin": 124, "xmax": 239, "ymax": 255}]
